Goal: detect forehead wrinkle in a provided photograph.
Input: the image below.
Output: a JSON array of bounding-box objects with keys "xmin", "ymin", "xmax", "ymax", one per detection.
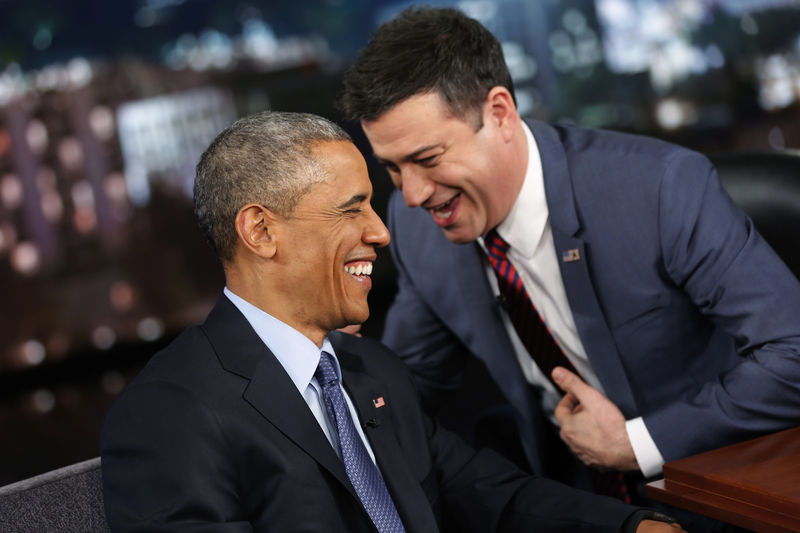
[
  {"xmin": 404, "ymin": 143, "xmax": 441, "ymax": 161},
  {"xmin": 374, "ymin": 143, "xmax": 442, "ymax": 167}
]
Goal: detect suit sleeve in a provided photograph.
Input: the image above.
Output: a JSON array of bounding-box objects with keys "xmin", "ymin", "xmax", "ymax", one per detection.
[
  {"xmin": 645, "ymin": 151, "xmax": 800, "ymax": 461},
  {"xmin": 430, "ymin": 430, "xmax": 637, "ymax": 532},
  {"xmin": 381, "ymin": 191, "xmax": 471, "ymax": 409},
  {"xmin": 101, "ymin": 382, "xmax": 253, "ymax": 533}
]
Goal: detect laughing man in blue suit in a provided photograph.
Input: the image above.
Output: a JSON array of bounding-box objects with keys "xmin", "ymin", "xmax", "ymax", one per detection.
[{"xmin": 337, "ymin": 6, "xmax": 800, "ymax": 527}]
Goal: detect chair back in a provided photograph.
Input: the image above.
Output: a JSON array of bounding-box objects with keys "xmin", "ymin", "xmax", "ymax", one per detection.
[
  {"xmin": 0, "ymin": 457, "xmax": 109, "ymax": 533},
  {"xmin": 711, "ymin": 149, "xmax": 800, "ymax": 279}
]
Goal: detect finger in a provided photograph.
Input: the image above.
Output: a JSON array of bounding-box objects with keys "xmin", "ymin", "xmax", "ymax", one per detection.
[
  {"xmin": 552, "ymin": 366, "xmax": 601, "ymax": 405},
  {"xmin": 554, "ymin": 391, "xmax": 580, "ymax": 423},
  {"xmin": 338, "ymin": 324, "xmax": 362, "ymax": 336},
  {"xmin": 562, "ymin": 391, "xmax": 580, "ymax": 412},
  {"xmin": 551, "ymin": 366, "xmax": 588, "ymax": 395}
]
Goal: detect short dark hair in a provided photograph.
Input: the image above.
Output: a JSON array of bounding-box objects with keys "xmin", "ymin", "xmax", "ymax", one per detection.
[
  {"xmin": 194, "ymin": 111, "xmax": 351, "ymax": 263},
  {"xmin": 337, "ymin": 6, "xmax": 515, "ymax": 123}
]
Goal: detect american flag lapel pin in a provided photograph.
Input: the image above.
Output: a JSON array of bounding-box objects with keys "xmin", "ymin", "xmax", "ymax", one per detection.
[
  {"xmin": 562, "ymin": 248, "xmax": 581, "ymax": 263},
  {"xmin": 372, "ymin": 396, "xmax": 386, "ymax": 408}
]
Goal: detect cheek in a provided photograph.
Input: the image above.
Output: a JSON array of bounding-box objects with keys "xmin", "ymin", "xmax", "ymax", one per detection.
[
  {"xmin": 441, "ymin": 159, "xmax": 484, "ymax": 194},
  {"xmin": 471, "ymin": 166, "xmax": 500, "ymax": 210}
]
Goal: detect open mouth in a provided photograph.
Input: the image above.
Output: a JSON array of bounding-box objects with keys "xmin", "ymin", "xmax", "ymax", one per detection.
[
  {"xmin": 344, "ymin": 261, "xmax": 373, "ymax": 277},
  {"xmin": 427, "ymin": 193, "xmax": 461, "ymax": 226}
]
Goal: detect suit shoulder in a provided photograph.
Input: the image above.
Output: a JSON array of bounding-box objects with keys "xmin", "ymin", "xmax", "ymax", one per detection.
[
  {"xmin": 387, "ymin": 190, "xmax": 433, "ymax": 232},
  {"xmin": 386, "ymin": 189, "xmax": 480, "ymax": 266},
  {"xmin": 127, "ymin": 324, "xmax": 219, "ymax": 387},
  {"xmin": 547, "ymin": 122, "xmax": 716, "ymax": 196},
  {"xmin": 553, "ymin": 122, "xmax": 704, "ymax": 163},
  {"xmin": 329, "ymin": 332, "xmax": 408, "ymax": 373}
]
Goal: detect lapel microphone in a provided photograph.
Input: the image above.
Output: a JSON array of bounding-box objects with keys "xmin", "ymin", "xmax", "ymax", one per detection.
[
  {"xmin": 495, "ymin": 294, "xmax": 508, "ymax": 310},
  {"xmin": 365, "ymin": 418, "xmax": 380, "ymax": 429}
]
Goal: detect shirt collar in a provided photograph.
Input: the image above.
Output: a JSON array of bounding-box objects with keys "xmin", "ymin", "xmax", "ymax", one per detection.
[
  {"xmin": 493, "ymin": 121, "xmax": 548, "ymax": 258},
  {"xmin": 223, "ymin": 287, "xmax": 338, "ymax": 394}
]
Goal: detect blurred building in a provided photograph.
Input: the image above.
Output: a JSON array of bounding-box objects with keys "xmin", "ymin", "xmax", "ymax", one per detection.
[{"xmin": 0, "ymin": 8, "xmax": 347, "ymax": 483}]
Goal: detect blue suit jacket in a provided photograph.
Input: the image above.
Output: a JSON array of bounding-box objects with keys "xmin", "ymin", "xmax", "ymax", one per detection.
[
  {"xmin": 101, "ymin": 294, "xmax": 635, "ymax": 532},
  {"xmin": 382, "ymin": 120, "xmax": 800, "ymax": 476}
]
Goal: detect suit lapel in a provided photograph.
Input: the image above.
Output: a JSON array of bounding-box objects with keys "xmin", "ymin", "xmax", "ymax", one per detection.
[
  {"xmin": 448, "ymin": 243, "xmax": 549, "ymax": 467},
  {"xmin": 200, "ymin": 295, "xmax": 354, "ymax": 496},
  {"xmin": 450, "ymin": 243, "xmax": 528, "ymax": 398},
  {"xmin": 395, "ymin": 198, "xmax": 547, "ymax": 472},
  {"xmin": 337, "ymin": 348, "xmax": 439, "ymax": 533},
  {"xmin": 531, "ymin": 120, "xmax": 638, "ymax": 416},
  {"xmin": 417, "ymin": 221, "xmax": 539, "ymax": 430},
  {"xmin": 243, "ymin": 361, "xmax": 353, "ymax": 489}
]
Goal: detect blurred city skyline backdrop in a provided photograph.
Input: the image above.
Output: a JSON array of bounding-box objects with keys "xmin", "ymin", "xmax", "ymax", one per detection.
[{"xmin": 1, "ymin": 0, "xmax": 800, "ymax": 484}]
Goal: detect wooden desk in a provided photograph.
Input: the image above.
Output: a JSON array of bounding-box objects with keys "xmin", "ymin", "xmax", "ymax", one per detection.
[{"xmin": 646, "ymin": 426, "xmax": 800, "ymax": 532}]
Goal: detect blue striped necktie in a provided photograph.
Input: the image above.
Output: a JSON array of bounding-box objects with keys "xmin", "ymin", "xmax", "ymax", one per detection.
[
  {"xmin": 484, "ymin": 229, "xmax": 631, "ymax": 504},
  {"xmin": 315, "ymin": 350, "xmax": 406, "ymax": 533}
]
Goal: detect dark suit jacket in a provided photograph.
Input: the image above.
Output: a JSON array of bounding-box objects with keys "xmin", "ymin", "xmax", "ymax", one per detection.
[
  {"xmin": 382, "ymin": 119, "xmax": 800, "ymax": 479},
  {"xmin": 101, "ymin": 294, "xmax": 636, "ymax": 532}
]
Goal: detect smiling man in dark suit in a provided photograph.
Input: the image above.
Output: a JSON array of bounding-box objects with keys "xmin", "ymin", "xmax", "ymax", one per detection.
[{"xmin": 100, "ymin": 111, "xmax": 682, "ymax": 532}]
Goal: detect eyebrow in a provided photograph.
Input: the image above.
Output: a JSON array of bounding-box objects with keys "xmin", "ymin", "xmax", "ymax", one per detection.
[
  {"xmin": 376, "ymin": 143, "xmax": 440, "ymax": 166},
  {"xmin": 336, "ymin": 194, "xmax": 368, "ymax": 210}
]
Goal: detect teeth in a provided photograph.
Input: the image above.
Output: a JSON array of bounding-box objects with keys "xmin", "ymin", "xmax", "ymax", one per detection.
[
  {"xmin": 344, "ymin": 263, "xmax": 373, "ymax": 276},
  {"xmin": 431, "ymin": 196, "xmax": 456, "ymax": 218}
]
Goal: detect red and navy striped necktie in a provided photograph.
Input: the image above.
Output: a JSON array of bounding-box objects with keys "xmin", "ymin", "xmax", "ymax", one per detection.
[
  {"xmin": 484, "ymin": 229, "xmax": 631, "ymax": 504},
  {"xmin": 484, "ymin": 229, "xmax": 577, "ymax": 389}
]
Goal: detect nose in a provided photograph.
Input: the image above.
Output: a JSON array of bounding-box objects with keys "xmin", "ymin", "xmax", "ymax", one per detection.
[
  {"xmin": 364, "ymin": 207, "xmax": 391, "ymax": 248},
  {"xmin": 399, "ymin": 166, "xmax": 434, "ymax": 208}
]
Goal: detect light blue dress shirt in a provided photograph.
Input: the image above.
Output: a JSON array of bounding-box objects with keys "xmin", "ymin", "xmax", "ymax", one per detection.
[{"xmin": 223, "ymin": 287, "xmax": 377, "ymax": 463}]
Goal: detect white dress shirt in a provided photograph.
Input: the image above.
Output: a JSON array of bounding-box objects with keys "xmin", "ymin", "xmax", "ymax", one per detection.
[
  {"xmin": 479, "ymin": 123, "xmax": 664, "ymax": 477},
  {"xmin": 223, "ymin": 287, "xmax": 377, "ymax": 464}
]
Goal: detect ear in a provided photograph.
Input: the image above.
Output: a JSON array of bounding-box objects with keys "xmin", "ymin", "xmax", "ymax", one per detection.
[
  {"xmin": 484, "ymin": 86, "xmax": 518, "ymax": 142},
  {"xmin": 235, "ymin": 204, "xmax": 278, "ymax": 259}
]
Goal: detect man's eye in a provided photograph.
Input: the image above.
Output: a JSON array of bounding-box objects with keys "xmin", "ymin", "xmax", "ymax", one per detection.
[
  {"xmin": 417, "ymin": 156, "xmax": 437, "ymax": 166},
  {"xmin": 380, "ymin": 161, "xmax": 399, "ymax": 173}
]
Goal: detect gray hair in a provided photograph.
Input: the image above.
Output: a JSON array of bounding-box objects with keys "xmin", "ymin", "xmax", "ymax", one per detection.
[{"xmin": 194, "ymin": 111, "xmax": 352, "ymax": 262}]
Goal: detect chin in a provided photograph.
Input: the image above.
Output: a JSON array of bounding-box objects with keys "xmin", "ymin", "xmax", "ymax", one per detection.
[
  {"xmin": 442, "ymin": 227, "xmax": 480, "ymax": 244},
  {"xmin": 345, "ymin": 306, "xmax": 370, "ymax": 326}
]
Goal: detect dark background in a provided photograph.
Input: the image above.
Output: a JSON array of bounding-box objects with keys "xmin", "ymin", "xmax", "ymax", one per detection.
[{"xmin": 1, "ymin": 0, "xmax": 799, "ymax": 485}]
